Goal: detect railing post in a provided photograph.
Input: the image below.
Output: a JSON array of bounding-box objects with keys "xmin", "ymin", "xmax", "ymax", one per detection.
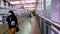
[
  {"xmin": 46, "ymin": 21, "xmax": 51, "ymax": 34},
  {"xmin": 43, "ymin": 19, "xmax": 46, "ymax": 34},
  {"xmin": 41, "ymin": 18, "xmax": 44, "ymax": 34},
  {"xmin": 40, "ymin": 17, "xmax": 42, "ymax": 33}
]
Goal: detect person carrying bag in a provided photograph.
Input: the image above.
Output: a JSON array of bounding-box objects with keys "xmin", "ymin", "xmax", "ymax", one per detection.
[
  {"xmin": 16, "ymin": 25, "xmax": 20, "ymax": 32},
  {"xmin": 6, "ymin": 10, "xmax": 19, "ymax": 34}
]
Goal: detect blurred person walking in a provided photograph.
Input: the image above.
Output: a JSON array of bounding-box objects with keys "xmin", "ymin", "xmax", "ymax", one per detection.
[{"xmin": 6, "ymin": 10, "xmax": 18, "ymax": 34}]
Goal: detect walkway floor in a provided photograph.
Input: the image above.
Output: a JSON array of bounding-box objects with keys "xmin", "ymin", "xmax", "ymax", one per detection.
[
  {"xmin": 0, "ymin": 16, "xmax": 41, "ymax": 34},
  {"xmin": 16, "ymin": 16, "xmax": 41, "ymax": 34},
  {"xmin": 16, "ymin": 18, "xmax": 32, "ymax": 34}
]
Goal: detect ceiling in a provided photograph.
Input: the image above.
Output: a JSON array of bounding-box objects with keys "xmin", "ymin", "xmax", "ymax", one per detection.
[{"xmin": 6, "ymin": 0, "xmax": 38, "ymax": 10}]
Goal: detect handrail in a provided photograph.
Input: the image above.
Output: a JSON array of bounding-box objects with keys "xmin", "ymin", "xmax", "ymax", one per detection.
[{"xmin": 39, "ymin": 15, "xmax": 60, "ymax": 29}]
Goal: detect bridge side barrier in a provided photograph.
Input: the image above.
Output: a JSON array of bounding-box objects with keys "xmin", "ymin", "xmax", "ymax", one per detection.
[{"xmin": 36, "ymin": 15, "xmax": 60, "ymax": 34}]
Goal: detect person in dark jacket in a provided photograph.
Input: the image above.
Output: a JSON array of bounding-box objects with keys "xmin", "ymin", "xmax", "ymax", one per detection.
[{"xmin": 6, "ymin": 10, "xmax": 18, "ymax": 34}]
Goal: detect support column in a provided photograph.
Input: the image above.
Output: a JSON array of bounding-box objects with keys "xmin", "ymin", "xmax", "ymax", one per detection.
[{"xmin": 43, "ymin": 0, "xmax": 46, "ymax": 17}]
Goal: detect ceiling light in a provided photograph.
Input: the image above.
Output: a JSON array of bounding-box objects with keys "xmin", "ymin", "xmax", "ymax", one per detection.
[
  {"xmin": 10, "ymin": 1, "xmax": 20, "ymax": 4},
  {"xmin": 26, "ymin": 1, "xmax": 36, "ymax": 3},
  {"xmin": 21, "ymin": 1, "xmax": 35, "ymax": 3},
  {"xmin": 21, "ymin": 1, "xmax": 25, "ymax": 4}
]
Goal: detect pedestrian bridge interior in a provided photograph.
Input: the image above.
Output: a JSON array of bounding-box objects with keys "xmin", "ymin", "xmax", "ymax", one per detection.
[{"xmin": 0, "ymin": 0, "xmax": 60, "ymax": 34}]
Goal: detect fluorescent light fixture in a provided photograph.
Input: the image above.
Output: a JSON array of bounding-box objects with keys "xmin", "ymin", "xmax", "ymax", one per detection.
[
  {"xmin": 21, "ymin": 1, "xmax": 36, "ymax": 4},
  {"xmin": 26, "ymin": 1, "xmax": 36, "ymax": 3},
  {"xmin": 10, "ymin": 1, "xmax": 20, "ymax": 4},
  {"xmin": 21, "ymin": 1, "xmax": 25, "ymax": 4}
]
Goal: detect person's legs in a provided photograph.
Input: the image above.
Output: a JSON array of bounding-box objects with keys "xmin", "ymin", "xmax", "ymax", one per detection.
[
  {"xmin": 10, "ymin": 28, "xmax": 12, "ymax": 34},
  {"xmin": 10, "ymin": 28, "xmax": 15, "ymax": 34}
]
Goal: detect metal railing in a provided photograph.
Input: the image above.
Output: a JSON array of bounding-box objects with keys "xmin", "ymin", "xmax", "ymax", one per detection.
[{"xmin": 36, "ymin": 15, "xmax": 60, "ymax": 34}]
